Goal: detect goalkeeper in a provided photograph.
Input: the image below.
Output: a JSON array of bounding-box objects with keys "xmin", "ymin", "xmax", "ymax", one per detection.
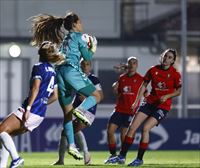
[{"xmin": 29, "ymin": 11, "xmax": 102, "ymax": 160}]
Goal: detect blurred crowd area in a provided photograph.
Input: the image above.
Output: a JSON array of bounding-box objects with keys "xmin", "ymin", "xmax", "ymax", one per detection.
[{"xmin": 0, "ymin": 0, "xmax": 199, "ymax": 118}]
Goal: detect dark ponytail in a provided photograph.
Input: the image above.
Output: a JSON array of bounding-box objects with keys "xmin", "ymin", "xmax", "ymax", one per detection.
[{"xmin": 63, "ymin": 12, "xmax": 79, "ymax": 31}]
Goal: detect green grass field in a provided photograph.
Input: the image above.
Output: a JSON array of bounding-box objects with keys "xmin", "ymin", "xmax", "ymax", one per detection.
[{"xmin": 10, "ymin": 150, "xmax": 199, "ymax": 168}]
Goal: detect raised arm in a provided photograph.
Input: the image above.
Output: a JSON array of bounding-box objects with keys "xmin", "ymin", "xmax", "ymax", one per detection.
[{"xmin": 112, "ymin": 81, "xmax": 119, "ymax": 95}]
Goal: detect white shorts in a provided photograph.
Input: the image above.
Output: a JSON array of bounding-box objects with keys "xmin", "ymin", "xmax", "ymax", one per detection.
[
  {"xmin": 73, "ymin": 111, "xmax": 95, "ymax": 126},
  {"xmin": 12, "ymin": 107, "xmax": 44, "ymax": 132}
]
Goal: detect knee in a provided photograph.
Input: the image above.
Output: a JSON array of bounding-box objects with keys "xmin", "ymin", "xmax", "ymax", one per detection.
[
  {"xmin": 0, "ymin": 125, "xmax": 10, "ymax": 134},
  {"xmin": 127, "ymin": 126, "xmax": 136, "ymax": 137},
  {"xmin": 92, "ymin": 91, "xmax": 102, "ymax": 103},
  {"xmin": 142, "ymin": 125, "xmax": 151, "ymax": 134},
  {"xmin": 107, "ymin": 127, "xmax": 115, "ymax": 137}
]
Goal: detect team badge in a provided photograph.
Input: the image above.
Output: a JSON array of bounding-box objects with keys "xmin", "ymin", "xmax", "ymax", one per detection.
[
  {"xmin": 157, "ymin": 82, "xmax": 166, "ymax": 89},
  {"xmin": 123, "ymin": 86, "xmax": 131, "ymax": 92}
]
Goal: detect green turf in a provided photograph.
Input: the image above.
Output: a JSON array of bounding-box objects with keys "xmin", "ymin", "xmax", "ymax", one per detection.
[{"xmin": 8, "ymin": 151, "xmax": 200, "ymax": 168}]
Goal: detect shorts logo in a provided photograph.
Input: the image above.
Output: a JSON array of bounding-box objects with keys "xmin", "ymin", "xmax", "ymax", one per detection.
[
  {"xmin": 141, "ymin": 101, "xmax": 147, "ymax": 106},
  {"xmin": 157, "ymin": 109, "xmax": 165, "ymax": 118}
]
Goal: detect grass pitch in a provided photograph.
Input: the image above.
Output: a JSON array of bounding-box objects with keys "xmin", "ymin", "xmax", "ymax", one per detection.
[{"xmin": 10, "ymin": 150, "xmax": 199, "ymax": 168}]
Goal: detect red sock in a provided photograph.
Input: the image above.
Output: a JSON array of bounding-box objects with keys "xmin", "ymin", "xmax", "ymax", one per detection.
[
  {"xmin": 120, "ymin": 135, "xmax": 134, "ymax": 157},
  {"xmin": 137, "ymin": 142, "xmax": 148, "ymax": 160},
  {"xmin": 109, "ymin": 143, "xmax": 116, "ymax": 155}
]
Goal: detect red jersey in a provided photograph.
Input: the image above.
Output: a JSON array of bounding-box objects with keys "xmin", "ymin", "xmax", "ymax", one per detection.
[
  {"xmin": 115, "ymin": 72, "xmax": 143, "ymax": 115},
  {"xmin": 144, "ymin": 65, "xmax": 182, "ymax": 111}
]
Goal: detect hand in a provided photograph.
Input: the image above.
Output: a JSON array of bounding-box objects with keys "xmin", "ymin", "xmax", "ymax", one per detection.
[
  {"xmin": 131, "ymin": 102, "xmax": 138, "ymax": 112},
  {"xmin": 22, "ymin": 110, "xmax": 30, "ymax": 123},
  {"xmin": 89, "ymin": 37, "xmax": 97, "ymax": 53},
  {"xmin": 160, "ymin": 95, "xmax": 169, "ymax": 103}
]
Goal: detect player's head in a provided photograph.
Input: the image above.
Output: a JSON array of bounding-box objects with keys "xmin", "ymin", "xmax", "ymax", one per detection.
[
  {"xmin": 160, "ymin": 48, "xmax": 177, "ymax": 66},
  {"xmin": 63, "ymin": 12, "xmax": 82, "ymax": 32},
  {"xmin": 29, "ymin": 11, "xmax": 81, "ymax": 46},
  {"xmin": 38, "ymin": 41, "xmax": 62, "ymax": 63},
  {"xmin": 126, "ymin": 56, "xmax": 138, "ymax": 73},
  {"xmin": 80, "ymin": 58, "xmax": 92, "ymax": 75}
]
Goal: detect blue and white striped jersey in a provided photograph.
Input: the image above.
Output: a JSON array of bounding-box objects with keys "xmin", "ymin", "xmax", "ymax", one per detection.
[{"xmin": 22, "ymin": 62, "xmax": 57, "ymax": 117}]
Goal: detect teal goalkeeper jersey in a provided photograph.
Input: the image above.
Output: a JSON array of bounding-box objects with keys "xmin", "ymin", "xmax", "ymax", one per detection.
[{"xmin": 59, "ymin": 31, "xmax": 93, "ymax": 71}]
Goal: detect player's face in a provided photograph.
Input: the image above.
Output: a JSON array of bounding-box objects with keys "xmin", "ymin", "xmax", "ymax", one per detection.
[
  {"xmin": 74, "ymin": 19, "xmax": 83, "ymax": 32},
  {"xmin": 127, "ymin": 59, "xmax": 138, "ymax": 73},
  {"xmin": 81, "ymin": 60, "xmax": 91, "ymax": 74},
  {"xmin": 162, "ymin": 52, "xmax": 175, "ymax": 67},
  {"xmin": 40, "ymin": 41, "xmax": 58, "ymax": 55}
]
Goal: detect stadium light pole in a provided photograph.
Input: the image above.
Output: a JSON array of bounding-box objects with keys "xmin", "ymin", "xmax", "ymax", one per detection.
[{"xmin": 181, "ymin": 0, "xmax": 188, "ymax": 118}]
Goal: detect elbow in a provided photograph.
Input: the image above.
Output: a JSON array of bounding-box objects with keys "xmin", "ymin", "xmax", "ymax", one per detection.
[
  {"xmin": 96, "ymin": 91, "xmax": 103, "ymax": 103},
  {"xmin": 82, "ymin": 51, "xmax": 93, "ymax": 61},
  {"xmin": 51, "ymin": 92, "xmax": 58, "ymax": 103},
  {"xmin": 84, "ymin": 55, "xmax": 92, "ymax": 61},
  {"xmin": 177, "ymin": 88, "xmax": 182, "ymax": 96},
  {"xmin": 31, "ymin": 87, "xmax": 40, "ymax": 95},
  {"xmin": 53, "ymin": 92, "xmax": 58, "ymax": 101}
]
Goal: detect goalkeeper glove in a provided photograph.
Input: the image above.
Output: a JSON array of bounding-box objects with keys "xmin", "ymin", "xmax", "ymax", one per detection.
[{"xmin": 89, "ymin": 36, "xmax": 97, "ymax": 53}]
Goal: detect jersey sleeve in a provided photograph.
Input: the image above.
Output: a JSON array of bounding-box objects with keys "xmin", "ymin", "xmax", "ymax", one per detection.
[
  {"xmin": 31, "ymin": 64, "xmax": 43, "ymax": 81},
  {"xmin": 143, "ymin": 68, "xmax": 152, "ymax": 83},
  {"xmin": 90, "ymin": 75, "xmax": 102, "ymax": 91},
  {"xmin": 174, "ymin": 71, "xmax": 182, "ymax": 88},
  {"xmin": 79, "ymin": 34, "xmax": 88, "ymax": 49}
]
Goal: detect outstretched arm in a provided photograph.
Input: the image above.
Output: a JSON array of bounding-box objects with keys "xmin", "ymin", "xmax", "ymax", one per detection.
[{"xmin": 112, "ymin": 81, "xmax": 119, "ymax": 95}]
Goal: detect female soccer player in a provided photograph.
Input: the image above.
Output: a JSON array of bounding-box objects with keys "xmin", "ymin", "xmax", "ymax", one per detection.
[
  {"xmin": 0, "ymin": 41, "xmax": 62, "ymax": 168},
  {"xmin": 104, "ymin": 57, "xmax": 147, "ymax": 164},
  {"xmin": 29, "ymin": 12, "xmax": 102, "ymax": 160},
  {"xmin": 108, "ymin": 48, "xmax": 182, "ymax": 166},
  {"xmin": 53, "ymin": 59, "xmax": 103, "ymax": 165}
]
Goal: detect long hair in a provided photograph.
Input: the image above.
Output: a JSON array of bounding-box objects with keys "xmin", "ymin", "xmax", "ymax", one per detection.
[
  {"xmin": 29, "ymin": 12, "xmax": 79, "ymax": 47},
  {"xmin": 29, "ymin": 14, "xmax": 64, "ymax": 46},
  {"xmin": 38, "ymin": 41, "xmax": 64, "ymax": 63}
]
